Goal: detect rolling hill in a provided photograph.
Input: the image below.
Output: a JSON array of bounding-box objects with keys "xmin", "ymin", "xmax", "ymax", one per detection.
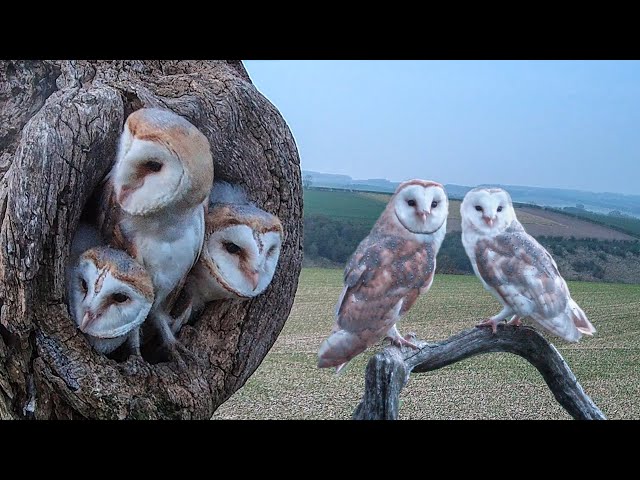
[
  {"xmin": 303, "ymin": 189, "xmax": 640, "ymax": 283},
  {"xmin": 303, "ymin": 170, "xmax": 640, "ymax": 217},
  {"xmin": 304, "ymin": 189, "xmax": 638, "ymax": 240}
]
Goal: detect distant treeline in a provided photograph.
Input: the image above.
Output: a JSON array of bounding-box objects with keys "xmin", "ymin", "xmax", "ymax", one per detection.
[
  {"xmin": 554, "ymin": 206, "xmax": 640, "ymax": 238},
  {"xmin": 304, "ymin": 214, "xmax": 640, "ymax": 281}
]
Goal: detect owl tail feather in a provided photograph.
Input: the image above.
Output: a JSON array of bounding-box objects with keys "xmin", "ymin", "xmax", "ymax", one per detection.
[
  {"xmin": 539, "ymin": 299, "xmax": 595, "ymax": 342},
  {"xmin": 317, "ymin": 329, "xmax": 368, "ymax": 371},
  {"xmin": 568, "ymin": 298, "xmax": 596, "ymax": 336}
]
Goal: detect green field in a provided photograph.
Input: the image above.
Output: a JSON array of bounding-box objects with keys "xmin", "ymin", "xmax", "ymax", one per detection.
[
  {"xmin": 304, "ymin": 189, "xmax": 387, "ymax": 224},
  {"xmin": 213, "ymin": 268, "xmax": 640, "ymax": 419},
  {"xmin": 558, "ymin": 207, "xmax": 640, "ymax": 238},
  {"xmin": 304, "ymin": 189, "xmax": 637, "ymax": 240}
]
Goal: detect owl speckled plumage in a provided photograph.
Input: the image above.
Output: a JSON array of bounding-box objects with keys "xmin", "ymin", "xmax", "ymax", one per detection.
[
  {"xmin": 66, "ymin": 224, "xmax": 154, "ymax": 355},
  {"xmin": 317, "ymin": 179, "xmax": 449, "ymax": 373},
  {"xmin": 182, "ymin": 181, "xmax": 283, "ymax": 318},
  {"xmin": 460, "ymin": 187, "xmax": 596, "ymax": 341},
  {"xmin": 98, "ymin": 108, "xmax": 214, "ymax": 355}
]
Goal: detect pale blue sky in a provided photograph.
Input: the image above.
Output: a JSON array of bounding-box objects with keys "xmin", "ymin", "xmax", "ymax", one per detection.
[{"xmin": 244, "ymin": 60, "xmax": 640, "ymax": 196}]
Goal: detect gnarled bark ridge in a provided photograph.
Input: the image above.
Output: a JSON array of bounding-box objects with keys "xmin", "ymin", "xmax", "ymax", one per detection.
[
  {"xmin": 353, "ymin": 325, "xmax": 606, "ymax": 420},
  {"xmin": 0, "ymin": 60, "xmax": 303, "ymax": 419}
]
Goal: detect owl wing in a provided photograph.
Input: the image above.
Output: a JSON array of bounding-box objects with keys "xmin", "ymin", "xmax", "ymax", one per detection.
[
  {"xmin": 475, "ymin": 221, "xmax": 569, "ymax": 319},
  {"xmin": 337, "ymin": 233, "xmax": 435, "ymax": 336}
]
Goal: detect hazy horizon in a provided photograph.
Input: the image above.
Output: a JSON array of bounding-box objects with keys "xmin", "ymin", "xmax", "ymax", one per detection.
[
  {"xmin": 300, "ymin": 167, "xmax": 640, "ymax": 197},
  {"xmin": 244, "ymin": 60, "xmax": 640, "ymax": 196}
]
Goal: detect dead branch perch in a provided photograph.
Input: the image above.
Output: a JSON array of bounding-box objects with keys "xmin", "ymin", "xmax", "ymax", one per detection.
[{"xmin": 352, "ymin": 324, "xmax": 605, "ymax": 420}]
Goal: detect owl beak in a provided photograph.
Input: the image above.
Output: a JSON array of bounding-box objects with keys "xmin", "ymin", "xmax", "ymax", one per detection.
[
  {"xmin": 80, "ymin": 311, "xmax": 96, "ymax": 332},
  {"xmin": 248, "ymin": 270, "xmax": 260, "ymax": 291},
  {"xmin": 417, "ymin": 211, "xmax": 428, "ymax": 222},
  {"xmin": 483, "ymin": 216, "xmax": 496, "ymax": 227},
  {"xmin": 117, "ymin": 181, "xmax": 143, "ymax": 205}
]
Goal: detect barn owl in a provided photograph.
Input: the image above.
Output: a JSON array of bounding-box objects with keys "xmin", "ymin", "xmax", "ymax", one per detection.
[
  {"xmin": 66, "ymin": 223, "xmax": 154, "ymax": 355},
  {"xmin": 460, "ymin": 187, "xmax": 596, "ymax": 341},
  {"xmin": 98, "ymin": 108, "xmax": 214, "ymax": 357},
  {"xmin": 175, "ymin": 181, "xmax": 283, "ymax": 326},
  {"xmin": 317, "ymin": 179, "xmax": 449, "ymax": 373}
]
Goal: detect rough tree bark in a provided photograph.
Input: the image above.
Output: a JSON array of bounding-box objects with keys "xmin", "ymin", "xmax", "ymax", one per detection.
[
  {"xmin": 353, "ymin": 325, "xmax": 606, "ymax": 420},
  {"xmin": 0, "ymin": 60, "xmax": 303, "ymax": 419}
]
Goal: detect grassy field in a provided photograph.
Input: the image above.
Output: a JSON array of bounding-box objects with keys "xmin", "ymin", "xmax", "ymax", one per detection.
[
  {"xmin": 559, "ymin": 207, "xmax": 640, "ymax": 238},
  {"xmin": 213, "ymin": 268, "xmax": 640, "ymax": 420},
  {"xmin": 304, "ymin": 189, "xmax": 636, "ymax": 240},
  {"xmin": 303, "ymin": 189, "xmax": 387, "ymax": 225}
]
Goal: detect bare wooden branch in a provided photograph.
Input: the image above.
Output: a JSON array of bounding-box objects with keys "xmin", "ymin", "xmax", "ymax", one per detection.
[{"xmin": 352, "ymin": 324, "xmax": 606, "ymax": 420}]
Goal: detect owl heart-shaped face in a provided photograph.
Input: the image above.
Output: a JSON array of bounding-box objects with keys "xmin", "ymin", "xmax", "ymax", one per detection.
[
  {"xmin": 460, "ymin": 188, "xmax": 516, "ymax": 234},
  {"xmin": 71, "ymin": 247, "xmax": 153, "ymax": 340},
  {"xmin": 112, "ymin": 108, "xmax": 214, "ymax": 216},
  {"xmin": 393, "ymin": 183, "xmax": 449, "ymax": 234},
  {"xmin": 207, "ymin": 223, "xmax": 283, "ymax": 298},
  {"xmin": 114, "ymin": 140, "xmax": 186, "ymax": 215}
]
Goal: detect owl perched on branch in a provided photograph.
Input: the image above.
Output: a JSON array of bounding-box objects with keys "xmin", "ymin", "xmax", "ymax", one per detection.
[
  {"xmin": 317, "ymin": 179, "xmax": 449, "ymax": 373},
  {"xmin": 460, "ymin": 187, "xmax": 596, "ymax": 341}
]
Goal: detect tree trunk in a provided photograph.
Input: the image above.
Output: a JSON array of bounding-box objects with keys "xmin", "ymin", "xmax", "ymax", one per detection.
[{"xmin": 0, "ymin": 60, "xmax": 303, "ymax": 419}]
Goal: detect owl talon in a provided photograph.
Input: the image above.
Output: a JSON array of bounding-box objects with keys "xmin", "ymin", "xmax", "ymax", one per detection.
[
  {"xmin": 121, "ymin": 354, "xmax": 146, "ymax": 375},
  {"xmin": 170, "ymin": 301, "xmax": 193, "ymax": 335},
  {"xmin": 507, "ymin": 316, "xmax": 522, "ymax": 327},
  {"xmin": 335, "ymin": 362, "xmax": 348, "ymax": 374},
  {"xmin": 165, "ymin": 342, "xmax": 194, "ymax": 369},
  {"xmin": 386, "ymin": 334, "xmax": 419, "ymax": 350},
  {"xmin": 476, "ymin": 318, "xmax": 501, "ymax": 334}
]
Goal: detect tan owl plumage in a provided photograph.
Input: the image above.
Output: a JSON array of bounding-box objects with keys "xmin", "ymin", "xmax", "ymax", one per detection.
[
  {"xmin": 98, "ymin": 108, "xmax": 214, "ymax": 357},
  {"xmin": 317, "ymin": 179, "xmax": 449, "ymax": 373},
  {"xmin": 460, "ymin": 187, "xmax": 596, "ymax": 341}
]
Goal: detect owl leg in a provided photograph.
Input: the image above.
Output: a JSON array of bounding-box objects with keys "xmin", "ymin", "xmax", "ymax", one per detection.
[
  {"xmin": 127, "ymin": 328, "xmax": 141, "ymax": 356},
  {"xmin": 170, "ymin": 300, "xmax": 193, "ymax": 335},
  {"xmin": 151, "ymin": 310, "xmax": 198, "ymax": 367},
  {"xmin": 151, "ymin": 310, "xmax": 178, "ymax": 345},
  {"xmin": 507, "ymin": 315, "xmax": 522, "ymax": 327},
  {"xmin": 385, "ymin": 324, "xmax": 419, "ymax": 350},
  {"xmin": 477, "ymin": 306, "xmax": 513, "ymax": 334},
  {"xmin": 335, "ymin": 362, "xmax": 349, "ymax": 374}
]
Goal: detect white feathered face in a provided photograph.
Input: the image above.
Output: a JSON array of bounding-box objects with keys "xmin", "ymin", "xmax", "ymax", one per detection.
[
  {"xmin": 393, "ymin": 184, "xmax": 449, "ymax": 234},
  {"xmin": 208, "ymin": 225, "xmax": 282, "ymax": 298},
  {"xmin": 113, "ymin": 134, "xmax": 186, "ymax": 216},
  {"xmin": 71, "ymin": 252, "xmax": 153, "ymax": 339},
  {"xmin": 461, "ymin": 188, "xmax": 517, "ymax": 235}
]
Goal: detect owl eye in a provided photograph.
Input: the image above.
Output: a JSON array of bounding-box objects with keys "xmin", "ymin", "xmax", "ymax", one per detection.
[
  {"xmin": 224, "ymin": 242, "xmax": 242, "ymax": 255},
  {"xmin": 407, "ymin": 199, "xmax": 416, "ymax": 207},
  {"xmin": 475, "ymin": 206, "xmax": 483, "ymax": 212},
  {"xmin": 79, "ymin": 277, "xmax": 88, "ymax": 294},
  {"xmin": 267, "ymin": 245, "xmax": 277, "ymax": 257},
  {"xmin": 144, "ymin": 160, "xmax": 163, "ymax": 173},
  {"xmin": 431, "ymin": 201, "xmax": 438, "ymax": 209},
  {"xmin": 112, "ymin": 293, "xmax": 130, "ymax": 303},
  {"xmin": 497, "ymin": 206, "xmax": 503, "ymax": 212}
]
